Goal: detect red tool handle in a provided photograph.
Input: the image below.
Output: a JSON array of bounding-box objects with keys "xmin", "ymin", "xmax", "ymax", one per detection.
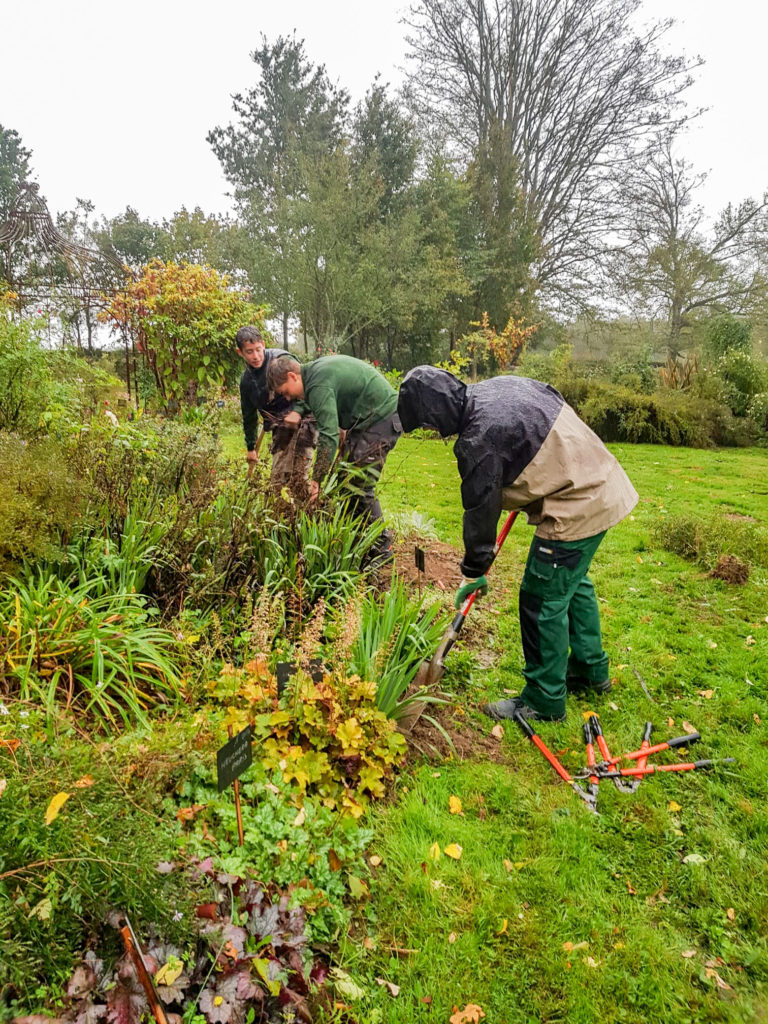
[
  {"xmin": 636, "ymin": 722, "xmax": 653, "ymax": 773},
  {"xmin": 609, "ymin": 732, "xmax": 701, "ymax": 765},
  {"xmin": 516, "ymin": 714, "xmax": 573, "ymax": 782},
  {"xmin": 599, "ymin": 758, "xmax": 734, "ymax": 779},
  {"xmin": 588, "ymin": 716, "xmax": 614, "ymax": 763},
  {"xmin": 456, "ymin": 511, "xmax": 519, "ymax": 619}
]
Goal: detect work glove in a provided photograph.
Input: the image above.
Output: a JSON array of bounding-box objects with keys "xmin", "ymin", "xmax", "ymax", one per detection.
[{"xmin": 455, "ymin": 574, "xmax": 488, "ymax": 609}]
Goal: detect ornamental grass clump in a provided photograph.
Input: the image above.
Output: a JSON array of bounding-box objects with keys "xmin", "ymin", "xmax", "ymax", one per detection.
[
  {"xmin": 0, "ymin": 569, "xmax": 180, "ymax": 729},
  {"xmin": 350, "ymin": 579, "xmax": 450, "ymax": 720}
]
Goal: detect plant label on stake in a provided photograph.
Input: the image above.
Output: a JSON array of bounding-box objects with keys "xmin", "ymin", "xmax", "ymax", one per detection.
[
  {"xmin": 276, "ymin": 661, "xmax": 298, "ymax": 697},
  {"xmin": 217, "ymin": 726, "xmax": 252, "ymax": 846},
  {"xmin": 415, "ymin": 546, "xmax": 426, "ymax": 599}
]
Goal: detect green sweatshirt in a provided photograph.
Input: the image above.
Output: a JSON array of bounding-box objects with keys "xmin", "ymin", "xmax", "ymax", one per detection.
[{"xmin": 300, "ymin": 355, "xmax": 397, "ymax": 478}]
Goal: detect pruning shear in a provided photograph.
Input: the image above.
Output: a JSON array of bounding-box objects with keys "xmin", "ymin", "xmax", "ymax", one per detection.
[{"xmin": 514, "ymin": 713, "xmax": 598, "ymax": 813}]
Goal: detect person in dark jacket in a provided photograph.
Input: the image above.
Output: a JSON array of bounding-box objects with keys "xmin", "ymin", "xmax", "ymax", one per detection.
[
  {"xmin": 236, "ymin": 326, "xmax": 316, "ymax": 488},
  {"xmin": 267, "ymin": 353, "xmax": 402, "ymax": 563},
  {"xmin": 397, "ymin": 366, "xmax": 638, "ymax": 722}
]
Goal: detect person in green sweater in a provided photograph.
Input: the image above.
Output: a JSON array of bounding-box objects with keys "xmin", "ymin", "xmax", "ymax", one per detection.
[{"xmin": 267, "ymin": 354, "xmax": 402, "ymax": 564}]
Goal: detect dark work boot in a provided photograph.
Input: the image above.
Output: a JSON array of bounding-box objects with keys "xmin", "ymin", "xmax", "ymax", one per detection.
[
  {"xmin": 566, "ymin": 675, "xmax": 612, "ymax": 695},
  {"xmin": 482, "ymin": 697, "xmax": 565, "ymax": 724}
]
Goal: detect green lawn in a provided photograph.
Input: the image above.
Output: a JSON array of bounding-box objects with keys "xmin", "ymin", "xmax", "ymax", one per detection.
[{"xmin": 334, "ymin": 439, "xmax": 768, "ymax": 1024}]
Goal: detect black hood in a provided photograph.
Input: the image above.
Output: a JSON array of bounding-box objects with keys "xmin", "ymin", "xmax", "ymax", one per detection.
[{"xmin": 397, "ymin": 366, "xmax": 467, "ymax": 437}]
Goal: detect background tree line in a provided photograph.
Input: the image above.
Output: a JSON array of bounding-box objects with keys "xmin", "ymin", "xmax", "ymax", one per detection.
[{"xmin": 2, "ymin": 0, "xmax": 768, "ymax": 372}]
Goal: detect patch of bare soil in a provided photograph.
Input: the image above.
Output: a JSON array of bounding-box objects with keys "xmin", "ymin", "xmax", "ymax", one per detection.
[
  {"xmin": 401, "ymin": 700, "xmax": 513, "ymax": 764},
  {"xmin": 724, "ymin": 513, "xmax": 757, "ymax": 523},
  {"xmin": 710, "ymin": 554, "xmax": 750, "ymax": 584},
  {"xmin": 393, "ymin": 540, "xmax": 464, "ymax": 592}
]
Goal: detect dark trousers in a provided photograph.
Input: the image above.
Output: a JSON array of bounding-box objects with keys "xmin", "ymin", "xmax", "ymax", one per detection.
[
  {"xmin": 518, "ymin": 531, "xmax": 609, "ymax": 717},
  {"xmin": 342, "ymin": 411, "xmax": 402, "ymax": 552}
]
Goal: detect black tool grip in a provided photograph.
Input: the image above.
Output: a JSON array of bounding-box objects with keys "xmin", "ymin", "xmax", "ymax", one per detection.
[
  {"xmin": 642, "ymin": 721, "xmax": 653, "ymax": 743},
  {"xmin": 451, "ymin": 611, "xmax": 466, "ymax": 634},
  {"xmin": 668, "ymin": 732, "xmax": 700, "ymax": 748},
  {"xmin": 514, "ymin": 714, "xmax": 535, "ymax": 738},
  {"xmin": 583, "ymin": 722, "xmax": 592, "ymax": 743}
]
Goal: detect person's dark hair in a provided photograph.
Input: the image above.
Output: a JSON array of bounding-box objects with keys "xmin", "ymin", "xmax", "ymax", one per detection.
[
  {"xmin": 235, "ymin": 325, "xmax": 264, "ymax": 350},
  {"xmin": 267, "ymin": 356, "xmax": 301, "ymax": 391}
]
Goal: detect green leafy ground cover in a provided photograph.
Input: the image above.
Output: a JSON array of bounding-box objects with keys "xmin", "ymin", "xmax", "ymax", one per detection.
[{"xmin": 332, "ymin": 438, "xmax": 768, "ymax": 1024}]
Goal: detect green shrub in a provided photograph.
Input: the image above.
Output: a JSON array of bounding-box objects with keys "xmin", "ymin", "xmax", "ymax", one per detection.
[
  {"xmin": 749, "ymin": 392, "xmax": 768, "ymax": 431},
  {"xmin": 652, "ymin": 512, "xmax": 768, "ymax": 571},
  {"xmin": 0, "ymin": 313, "xmax": 53, "ymax": 436},
  {"xmin": 0, "ymin": 433, "xmax": 85, "ymax": 571},
  {"xmin": 713, "ymin": 349, "xmax": 768, "ymax": 417},
  {"xmin": 703, "ymin": 313, "xmax": 752, "ymax": 360}
]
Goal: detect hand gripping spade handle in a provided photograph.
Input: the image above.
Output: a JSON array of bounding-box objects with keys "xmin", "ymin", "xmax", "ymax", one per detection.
[{"xmin": 415, "ymin": 510, "xmax": 519, "ymax": 687}]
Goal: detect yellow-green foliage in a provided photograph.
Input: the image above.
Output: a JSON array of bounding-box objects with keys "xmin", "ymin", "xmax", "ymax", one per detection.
[{"xmin": 209, "ymin": 659, "xmax": 406, "ymax": 818}]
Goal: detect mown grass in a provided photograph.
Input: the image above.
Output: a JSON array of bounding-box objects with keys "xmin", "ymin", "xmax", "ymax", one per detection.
[{"xmin": 332, "ymin": 439, "xmax": 768, "ymax": 1023}]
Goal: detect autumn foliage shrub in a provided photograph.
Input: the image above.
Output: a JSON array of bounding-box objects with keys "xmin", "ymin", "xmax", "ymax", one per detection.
[{"xmin": 209, "ymin": 659, "xmax": 406, "ymax": 819}]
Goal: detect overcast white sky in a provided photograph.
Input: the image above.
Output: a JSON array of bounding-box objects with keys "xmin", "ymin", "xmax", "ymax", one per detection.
[{"xmin": 1, "ymin": 0, "xmax": 766, "ymax": 224}]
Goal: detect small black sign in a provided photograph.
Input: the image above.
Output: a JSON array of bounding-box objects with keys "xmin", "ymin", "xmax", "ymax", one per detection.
[
  {"xmin": 308, "ymin": 657, "xmax": 325, "ymax": 683},
  {"xmin": 276, "ymin": 661, "xmax": 298, "ymax": 697},
  {"xmin": 414, "ymin": 546, "xmax": 426, "ymax": 573},
  {"xmin": 216, "ymin": 726, "xmax": 253, "ymax": 792}
]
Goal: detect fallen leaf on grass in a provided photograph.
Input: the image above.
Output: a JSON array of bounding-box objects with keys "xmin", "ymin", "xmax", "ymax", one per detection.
[
  {"xmin": 329, "ymin": 968, "xmax": 366, "ymax": 1001},
  {"xmin": 292, "ymin": 807, "xmax": 306, "ymax": 827},
  {"xmin": 562, "ymin": 941, "xmax": 589, "ymax": 953},
  {"xmin": 448, "ymin": 932, "xmax": 458, "ymax": 944},
  {"xmin": 73, "ymin": 775, "xmax": 94, "ymax": 788},
  {"xmin": 496, "ymin": 919, "xmax": 508, "ymax": 935},
  {"xmin": 369, "ymin": 855, "xmax": 382, "ymax": 867},
  {"xmin": 450, "ymin": 1004, "xmax": 485, "ymax": 1024},
  {"xmin": 668, "ymin": 800, "xmax": 682, "ymax": 813},
  {"xmin": 681, "ymin": 950, "xmax": 697, "ymax": 959},
  {"xmin": 449, "ymin": 795, "xmax": 463, "ymax": 815},
  {"xmin": 707, "ymin": 640, "xmax": 718, "ymax": 649},
  {"xmin": 682, "ymin": 853, "xmax": 707, "ymax": 865},
  {"xmin": 45, "ymin": 792, "xmax": 70, "ymax": 825},
  {"xmin": 609, "ymin": 701, "xmax": 619, "ymax": 711},
  {"xmin": 697, "ymin": 690, "xmax": 714, "ymax": 700},
  {"xmin": 430, "ymin": 879, "xmax": 446, "ymax": 890},
  {"xmin": 0, "ymin": 738, "xmax": 19, "ymax": 752},
  {"xmin": 375, "ymin": 978, "xmax": 400, "ymax": 997},
  {"xmin": 420, "ymin": 995, "xmax": 433, "ymax": 1005},
  {"xmin": 754, "ymin": 714, "xmax": 762, "ymax": 725},
  {"xmin": 746, "ymin": 636, "xmax": 755, "ymax": 646},
  {"xmin": 585, "ymin": 956, "xmax": 599, "ymax": 968},
  {"xmin": 328, "ymin": 849, "xmax": 343, "ymax": 871},
  {"xmin": 363, "ymin": 937, "xmax": 375, "ymax": 950},
  {"xmin": 0, "ymin": 779, "xmax": 5, "ymax": 799},
  {"xmin": 503, "ymin": 859, "xmax": 514, "ymax": 873},
  {"xmin": 490, "ymin": 724, "xmax": 504, "ymax": 739},
  {"xmin": 444, "ymin": 843, "xmax": 463, "ymax": 860},
  {"xmin": 667, "ymin": 717, "xmax": 675, "ymax": 728},
  {"xmin": 429, "ymin": 842, "xmax": 441, "ymax": 862},
  {"xmin": 626, "ymin": 881, "xmax": 637, "ymax": 895},
  {"xmin": 726, "ymin": 908, "xmax": 735, "ymax": 922},
  {"xmin": 682, "ymin": 721, "xmax": 697, "ymax": 735},
  {"xmin": 705, "ymin": 967, "xmax": 732, "ymax": 991},
  {"xmin": 348, "ymin": 875, "xmax": 369, "ymax": 899}
]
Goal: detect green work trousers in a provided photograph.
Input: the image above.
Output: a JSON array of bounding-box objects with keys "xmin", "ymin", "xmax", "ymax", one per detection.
[{"xmin": 518, "ymin": 531, "xmax": 609, "ymax": 718}]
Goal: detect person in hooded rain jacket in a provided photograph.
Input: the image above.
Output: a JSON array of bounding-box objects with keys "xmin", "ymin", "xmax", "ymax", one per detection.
[{"xmin": 397, "ymin": 366, "xmax": 638, "ymax": 722}]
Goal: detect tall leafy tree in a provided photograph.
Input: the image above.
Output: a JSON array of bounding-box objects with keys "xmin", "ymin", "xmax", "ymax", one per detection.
[
  {"xmin": 610, "ymin": 138, "xmax": 768, "ymax": 354},
  {"xmin": 208, "ymin": 35, "xmax": 349, "ymax": 345},
  {"xmin": 404, "ymin": 0, "xmax": 700, "ymax": 308},
  {"xmin": 0, "ymin": 125, "xmax": 35, "ymax": 291}
]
